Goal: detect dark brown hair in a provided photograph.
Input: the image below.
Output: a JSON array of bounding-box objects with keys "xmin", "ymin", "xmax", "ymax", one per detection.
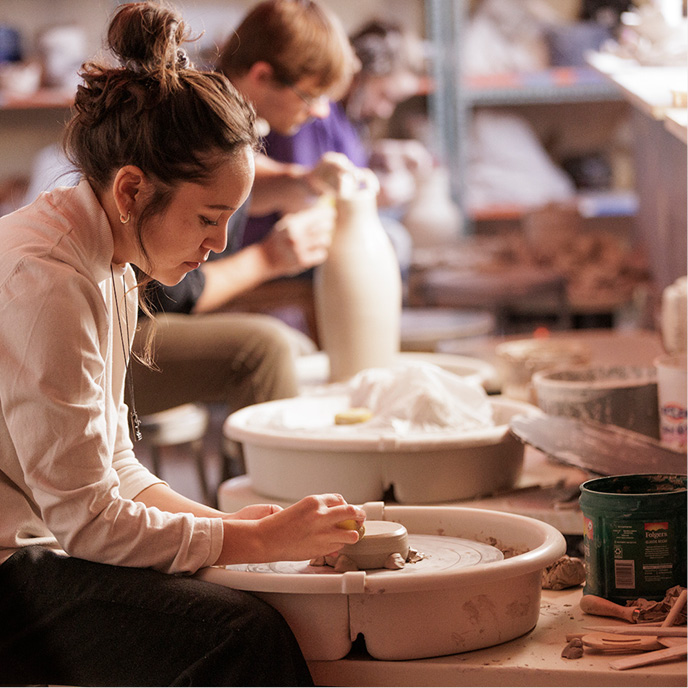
[
  {"xmin": 218, "ymin": 0, "xmax": 355, "ymax": 100},
  {"xmin": 64, "ymin": 1, "xmax": 258, "ymax": 266},
  {"xmin": 63, "ymin": 1, "xmax": 259, "ymax": 362}
]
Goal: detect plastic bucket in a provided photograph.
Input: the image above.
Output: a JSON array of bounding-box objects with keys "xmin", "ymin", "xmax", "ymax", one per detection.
[{"xmin": 580, "ymin": 474, "xmax": 687, "ymax": 603}]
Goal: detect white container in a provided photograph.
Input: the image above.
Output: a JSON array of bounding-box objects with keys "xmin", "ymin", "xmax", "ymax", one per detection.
[
  {"xmin": 654, "ymin": 352, "xmax": 687, "ymax": 450},
  {"xmin": 495, "ymin": 338, "xmax": 591, "ymax": 402},
  {"xmin": 532, "ymin": 365, "xmax": 659, "ymax": 438},
  {"xmin": 223, "ymin": 395, "xmax": 540, "ymax": 504},
  {"xmin": 38, "ymin": 24, "xmax": 87, "ymax": 90},
  {"xmin": 661, "ymin": 276, "xmax": 687, "ymax": 354},
  {"xmin": 196, "ymin": 502, "xmax": 567, "ymax": 661},
  {"xmin": 314, "ymin": 169, "xmax": 402, "ymax": 382}
]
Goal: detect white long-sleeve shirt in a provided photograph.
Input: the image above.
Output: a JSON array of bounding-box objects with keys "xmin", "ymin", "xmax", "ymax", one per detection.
[{"xmin": 0, "ymin": 181, "xmax": 223, "ymax": 573}]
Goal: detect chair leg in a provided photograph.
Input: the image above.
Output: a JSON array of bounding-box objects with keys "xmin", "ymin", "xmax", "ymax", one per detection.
[
  {"xmin": 221, "ymin": 440, "xmax": 245, "ymax": 483},
  {"xmin": 191, "ymin": 438, "xmax": 211, "ymax": 506},
  {"xmin": 150, "ymin": 445, "xmax": 163, "ymax": 479}
]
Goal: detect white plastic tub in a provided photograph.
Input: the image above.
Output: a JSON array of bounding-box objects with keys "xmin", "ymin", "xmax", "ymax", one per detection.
[
  {"xmin": 223, "ymin": 396, "xmax": 540, "ymax": 503},
  {"xmin": 197, "ymin": 502, "xmax": 567, "ymax": 661},
  {"xmin": 532, "ymin": 365, "xmax": 659, "ymax": 438}
]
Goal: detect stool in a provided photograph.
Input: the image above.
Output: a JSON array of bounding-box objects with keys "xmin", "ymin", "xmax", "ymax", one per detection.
[{"xmin": 139, "ymin": 404, "xmax": 211, "ymax": 505}]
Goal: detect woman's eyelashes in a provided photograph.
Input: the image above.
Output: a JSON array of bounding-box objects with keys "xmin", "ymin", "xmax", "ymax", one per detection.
[{"xmin": 200, "ymin": 215, "xmax": 219, "ymax": 227}]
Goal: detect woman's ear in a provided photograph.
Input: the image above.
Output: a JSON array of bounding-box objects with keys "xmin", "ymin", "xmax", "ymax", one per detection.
[{"xmin": 112, "ymin": 165, "xmax": 146, "ymax": 222}]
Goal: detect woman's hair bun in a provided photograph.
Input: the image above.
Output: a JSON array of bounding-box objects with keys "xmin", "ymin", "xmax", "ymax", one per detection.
[{"xmin": 107, "ymin": 1, "xmax": 190, "ymax": 78}]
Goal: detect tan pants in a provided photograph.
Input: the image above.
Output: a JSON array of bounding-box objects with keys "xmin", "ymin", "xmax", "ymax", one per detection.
[{"xmin": 129, "ymin": 312, "xmax": 300, "ymax": 416}]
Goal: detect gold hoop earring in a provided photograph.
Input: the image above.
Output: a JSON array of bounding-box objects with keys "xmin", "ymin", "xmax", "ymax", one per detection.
[{"xmin": 120, "ymin": 211, "xmax": 131, "ymax": 224}]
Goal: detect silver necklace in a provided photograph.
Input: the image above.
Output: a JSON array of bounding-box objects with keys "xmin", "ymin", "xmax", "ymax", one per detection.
[{"xmin": 110, "ymin": 265, "xmax": 143, "ymax": 441}]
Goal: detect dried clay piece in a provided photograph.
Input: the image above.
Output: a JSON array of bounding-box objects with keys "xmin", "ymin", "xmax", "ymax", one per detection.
[
  {"xmin": 561, "ymin": 637, "xmax": 584, "ymax": 659},
  {"xmin": 541, "ymin": 555, "xmax": 586, "ymax": 590},
  {"xmin": 333, "ymin": 554, "xmax": 358, "ymax": 572},
  {"xmin": 385, "ymin": 552, "xmax": 406, "ymax": 569},
  {"xmin": 627, "ymin": 585, "xmax": 688, "ymax": 624}
]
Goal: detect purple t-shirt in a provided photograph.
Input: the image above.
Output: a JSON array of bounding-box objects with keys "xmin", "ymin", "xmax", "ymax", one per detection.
[{"xmin": 240, "ymin": 102, "xmax": 368, "ymax": 248}]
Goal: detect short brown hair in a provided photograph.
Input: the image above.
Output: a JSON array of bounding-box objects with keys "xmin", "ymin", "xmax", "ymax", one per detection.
[{"xmin": 218, "ymin": 0, "xmax": 356, "ymax": 100}]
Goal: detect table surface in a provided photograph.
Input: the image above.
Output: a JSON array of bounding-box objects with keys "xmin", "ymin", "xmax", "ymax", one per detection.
[
  {"xmin": 439, "ymin": 328, "xmax": 665, "ymax": 392},
  {"xmin": 587, "ymin": 52, "xmax": 687, "ymax": 121},
  {"xmin": 307, "ymin": 587, "xmax": 687, "ymax": 687}
]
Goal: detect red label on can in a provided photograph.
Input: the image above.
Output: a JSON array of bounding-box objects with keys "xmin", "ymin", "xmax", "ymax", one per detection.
[{"xmin": 644, "ymin": 522, "xmax": 669, "ymax": 531}]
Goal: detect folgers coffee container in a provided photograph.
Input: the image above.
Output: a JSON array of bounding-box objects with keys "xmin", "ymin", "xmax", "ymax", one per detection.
[{"xmin": 580, "ymin": 474, "xmax": 687, "ymax": 603}]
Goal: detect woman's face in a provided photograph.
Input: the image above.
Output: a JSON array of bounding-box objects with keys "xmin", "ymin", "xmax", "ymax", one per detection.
[{"xmin": 141, "ymin": 147, "xmax": 255, "ymax": 286}]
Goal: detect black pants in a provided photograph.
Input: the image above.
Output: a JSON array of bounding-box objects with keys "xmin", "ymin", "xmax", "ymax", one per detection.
[{"xmin": 0, "ymin": 546, "xmax": 313, "ymax": 686}]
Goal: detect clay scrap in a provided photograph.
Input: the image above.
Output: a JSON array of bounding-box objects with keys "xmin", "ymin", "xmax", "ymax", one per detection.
[
  {"xmin": 541, "ymin": 555, "xmax": 586, "ymax": 590},
  {"xmin": 310, "ymin": 547, "xmax": 425, "ymax": 572}
]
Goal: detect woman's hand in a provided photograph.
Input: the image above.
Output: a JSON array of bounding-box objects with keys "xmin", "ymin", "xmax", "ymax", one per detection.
[
  {"xmin": 215, "ymin": 494, "xmax": 366, "ymax": 566},
  {"xmin": 228, "ymin": 503, "xmax": 283, "ymax": 520}
]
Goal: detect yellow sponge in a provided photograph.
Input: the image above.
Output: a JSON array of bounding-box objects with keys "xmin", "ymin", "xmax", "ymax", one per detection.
[
  {"xmin": 336, "ymin": 519, "xmax": 366, "ymax": 538},
  {"xmin": 334, "ymin": 407, "xmax": 372, "ymax": 425}
]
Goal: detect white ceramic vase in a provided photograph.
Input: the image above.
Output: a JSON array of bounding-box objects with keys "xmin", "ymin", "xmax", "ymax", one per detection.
[
  {"xmin": 314, "ymin": 169, "xmax": 402, "ymax": 382},
  {"xmin": 402, "ymin": 165, "xmax": 463, "ymax": 248}
]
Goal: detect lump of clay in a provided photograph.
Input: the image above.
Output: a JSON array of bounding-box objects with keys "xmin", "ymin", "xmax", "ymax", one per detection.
[
  {"xmin": 625, "ymin": 585, "xmax": 688, "ymax": 624},
  {"xmin": 309, "ymin": 546, "xmax": 424, "ymax": 572},
  {"xmin": 385, "ymin": 552, "xmax": 406, "ymax": 569},
  {"xmin": 339, "ymin": 521, "xmax": 409, "ymax": 569},
  {"xmin": 541, "ymin": 555, "xmax": 586, "ymax": 590},
  {"xmin": 561, "ymin": 638, "xmax": 584, "ymax": 659},
  {"xmin": 309, "ymin": 521, "xmax": 424, "ymax": 571}
]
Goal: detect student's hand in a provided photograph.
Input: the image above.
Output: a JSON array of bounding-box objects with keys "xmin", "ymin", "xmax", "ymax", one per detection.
[
  {"xmin": 260, "ymin": 201, "xmax": 335, "ymax": 276},
  {"xmin": 229, "ymin": 504, "xmax": 284, "ymax": 520},
  {"xmin": 250, "ymin": 153, "xmax": 356, "ymax": 215},
  {"xmin": 216, "ymin": 494, "xmax": 366, "ymax": 565},
  {"xmin": 256, "ymin": 493, "xmax": 366, "ymax": 562},
  {"xmin": 369, "ymin": 138, "xmax": 434, "ymax": 208},
  {"xmin": 304, "ymin": 151, "xmax": 358, "ymax": 197}
]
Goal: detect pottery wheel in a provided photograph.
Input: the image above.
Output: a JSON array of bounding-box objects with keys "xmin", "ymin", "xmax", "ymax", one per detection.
[{"xmin": 224, "ymin": 535, "xmax": 503, "ymax": 577}]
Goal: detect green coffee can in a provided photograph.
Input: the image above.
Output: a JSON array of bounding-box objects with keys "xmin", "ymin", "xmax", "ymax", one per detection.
[{"xmin": 580, "ymin": 473, "xmax": 687, "ymax": 603}]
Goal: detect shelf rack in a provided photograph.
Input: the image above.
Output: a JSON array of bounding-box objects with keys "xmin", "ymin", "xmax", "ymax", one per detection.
[{"xmin": 424, "ymin": 1, "xmax": 627, "ymax": 227}]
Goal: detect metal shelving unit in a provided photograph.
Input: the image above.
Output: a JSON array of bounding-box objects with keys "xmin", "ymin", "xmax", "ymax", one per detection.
[
  {"xmin": 424, "ymin": 0, "xmax": 627, "ymax": 230},
  {"xmin": 465, "ymin": 66, "xmax": 622, "ymax": 106}
]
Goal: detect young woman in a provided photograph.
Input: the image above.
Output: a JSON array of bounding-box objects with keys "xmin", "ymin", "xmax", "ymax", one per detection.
[{"xmin": 0, "ymin": 3, "xmax": 364, "ymax": 685}]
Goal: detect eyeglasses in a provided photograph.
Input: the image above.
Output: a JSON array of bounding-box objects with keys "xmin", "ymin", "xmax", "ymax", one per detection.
[{"xmin": 286, "ymin": 83, "xmax": 329, "ymax": 109}]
